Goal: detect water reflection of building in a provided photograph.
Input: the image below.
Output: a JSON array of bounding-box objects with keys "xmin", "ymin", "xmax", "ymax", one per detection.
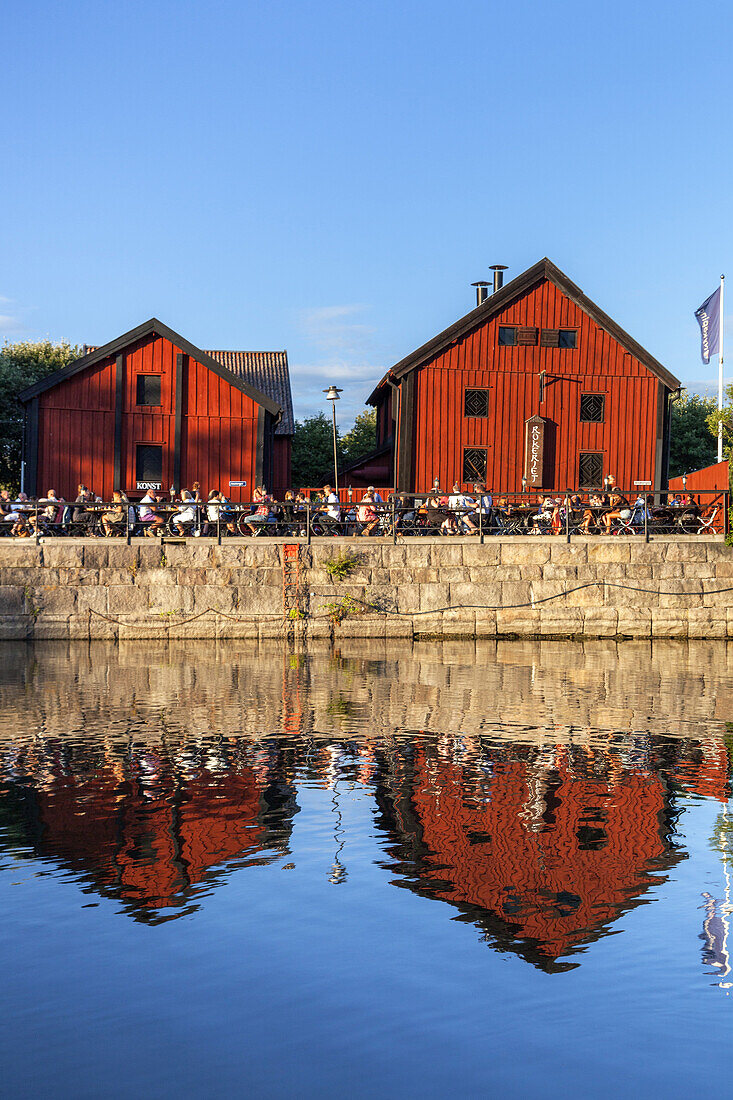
[
  {"xmin": 2, "ymin": 740, "xmax": 297, "ymax": 922},
  {"xmin": 374, "ymin": 741, "xmax": 689, "ymax": 972}
]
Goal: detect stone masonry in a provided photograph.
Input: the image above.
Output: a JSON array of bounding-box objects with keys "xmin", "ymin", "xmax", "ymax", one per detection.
[{"xmin": 0, "ymin": 536, "xmax": 731, "ymax": 641}]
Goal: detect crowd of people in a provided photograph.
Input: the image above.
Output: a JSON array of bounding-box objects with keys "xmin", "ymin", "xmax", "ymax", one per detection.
[{"xmin": 0, "ymin": 478, "xmax": 703, "ymax": 539}]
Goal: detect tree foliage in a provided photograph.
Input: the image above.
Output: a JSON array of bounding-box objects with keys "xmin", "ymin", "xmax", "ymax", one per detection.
[
  {"xmin": 291, "ymin": 411, "xmax": 341, "ymax": 488},
  {"xmin": 668, "ymin": 392, "xmax": 718, "ymax": 478},
  {"xmin": 704, "ymin": 384, "xmax": 733, "ymax": 465},
  {"xmin": 0, "ymin": 339, "xmax": 81, "ymax": 491},
  {"xmin": 291, "ymin": 407, "xmax": 378, "ymax": 488},
  {"xmin": 341, "ymin": 409, "xmax": 377, "ymax": 468}
]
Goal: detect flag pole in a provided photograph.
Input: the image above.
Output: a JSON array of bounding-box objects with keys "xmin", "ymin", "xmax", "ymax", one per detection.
[{"xmin": 719, "ymin": 273, "xmax": 725, "ymax": 462}]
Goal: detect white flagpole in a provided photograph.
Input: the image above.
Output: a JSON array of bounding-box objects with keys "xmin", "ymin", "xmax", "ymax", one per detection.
[{"xmin": 719, "ymin": 273, "xmax": 725, "ymax": 462}]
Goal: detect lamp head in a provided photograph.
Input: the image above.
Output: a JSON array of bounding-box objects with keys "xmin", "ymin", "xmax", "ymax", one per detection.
[{"xmin": 323, "ymin": 386, "xmax": 343, "ymax": 401}]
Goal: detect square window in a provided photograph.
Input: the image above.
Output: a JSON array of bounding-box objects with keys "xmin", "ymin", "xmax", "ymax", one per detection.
[
  {"xmin": 463, "ymin": 447, "xmax": 487, "ymax": 482},
  {"xmin": 579, "ymin": 452, "xmax": 603, "ymax": 489},
  {"xmin": 136, "ymin": 375, "xmax": 161, "ymax": 406},
  {"xmin": 558, "ymin": 329, "xmax": 577, "ymax": 349},
  {"xmin": 464, "ymin": 388, "xmax": 489, "ymax": 417},
  {"xmin": 580, "ymin": 393, "xmax": 605, "ymax": 423},
  {"xmin": 497, "ymin": 326, "xmax": 517, "ymax": 347},
  {"xmin": 135, "ymin": 444, "xmax": 163, "ymax": 485}
]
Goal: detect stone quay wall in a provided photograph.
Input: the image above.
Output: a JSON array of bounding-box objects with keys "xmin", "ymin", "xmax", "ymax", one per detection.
[{"xmin": 0, "ymin": 536, "xmax": 732, "ymax": 641}]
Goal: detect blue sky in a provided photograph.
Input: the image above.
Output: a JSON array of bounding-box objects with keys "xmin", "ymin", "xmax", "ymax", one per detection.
[{"xmin": 3, "ymin": 0, "xmax": 732, "ymax": 427}]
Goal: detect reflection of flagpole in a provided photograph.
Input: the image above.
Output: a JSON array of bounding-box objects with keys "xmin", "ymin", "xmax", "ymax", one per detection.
[{"xmin": 718, "ymin": 275, "xmax": 725, "ymax": 463}]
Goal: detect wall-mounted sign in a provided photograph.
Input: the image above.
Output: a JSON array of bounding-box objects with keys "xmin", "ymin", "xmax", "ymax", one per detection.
[
  {"xmin": 136, "ymin": 481, "xmax": 162, "ymax": 490},
  {"xmin": 523, "ymin": 416, "xmax": 546, "ymax": 488},
  {"xmin": 633, "ymin": 480, "xmax": 652, "ymax": 487},
  {"xmin": 229, "ymin": 480, "xmax": 247, "ymax": 487}
]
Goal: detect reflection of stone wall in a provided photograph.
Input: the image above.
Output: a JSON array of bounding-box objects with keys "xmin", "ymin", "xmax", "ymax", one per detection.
[
  {"xmin": 0, "ymin": 537, "xmax": 732, "ymax": 639},
  {"xmin": 0, "ymin": 637, "xmax": 731, "ymax": 749}
]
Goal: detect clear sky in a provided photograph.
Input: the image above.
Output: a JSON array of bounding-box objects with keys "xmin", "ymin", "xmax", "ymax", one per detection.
[{"xmin": 3, "ymin": 0, "xmax": 732, "ymax": 427}]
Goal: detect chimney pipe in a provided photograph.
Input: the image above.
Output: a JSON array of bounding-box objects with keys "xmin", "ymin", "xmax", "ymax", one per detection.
[
  {"xmin": 471, "ymin": 281, "xmax": 490, "ymax": 307},
  {"xmin": 490, "ymin": 264, "xmax": 508, "ymax": 294}
]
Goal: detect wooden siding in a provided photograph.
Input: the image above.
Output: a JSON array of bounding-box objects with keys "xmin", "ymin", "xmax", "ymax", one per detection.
[
  {"xmin": 36, "ymin": 332, "xmax": 267, "ymax": 501},
  {"xmin": 408, "ymin": 278, "xmax": 664, "ymax": 493},
  {"xmin": 36, "ymin": 357, "xmax": 118, "ymax": 500}
]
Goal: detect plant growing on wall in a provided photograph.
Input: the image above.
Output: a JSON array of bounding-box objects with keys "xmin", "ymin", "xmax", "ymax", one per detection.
[{"xmin": 324, "ymin": 552, "xmax": 359, "ymax": 581}]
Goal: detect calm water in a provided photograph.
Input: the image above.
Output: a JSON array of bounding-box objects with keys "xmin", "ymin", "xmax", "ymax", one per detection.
[{"xmin": 0, "ymin": 638, "xmax": 731, "ymax": 1099}]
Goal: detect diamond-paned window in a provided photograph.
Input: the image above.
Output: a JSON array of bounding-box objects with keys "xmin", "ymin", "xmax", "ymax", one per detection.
[
  {"xmin": 463, "ymin": 447, "xmax": 487, "ymax": 482},
  {"xmin": 464, "ymin": 388, "xmax": 489, "ymax": 418},
  {"xmin": 578, "ymin": 452, "xmax": 603, "ymax": 488},
  {"xmin": 579, "ymin": 393, "xmax": 605, "ymax": 423}
]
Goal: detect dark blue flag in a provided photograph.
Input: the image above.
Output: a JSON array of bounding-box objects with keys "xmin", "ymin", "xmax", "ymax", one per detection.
[{"xmin": 695, "ymin": 287, "xmax": 721, "ymax": 364}]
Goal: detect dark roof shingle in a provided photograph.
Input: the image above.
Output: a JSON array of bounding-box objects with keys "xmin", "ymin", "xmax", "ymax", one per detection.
[{"xmin": 206, "ymin": 350, "xmax": 294, "ymax": 436}]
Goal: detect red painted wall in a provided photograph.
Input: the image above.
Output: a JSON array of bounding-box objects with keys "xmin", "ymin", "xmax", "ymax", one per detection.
[
  {"xmin": 391, "ymin": 278, "xmax": 666, "ymax": 493},
  {"xmin": 669, "ymin": 460, "xmax": 728, "ymax": 494},
  {"xmin": 35, "ymin": 332, "xmax": 267, "ymax": 502}
]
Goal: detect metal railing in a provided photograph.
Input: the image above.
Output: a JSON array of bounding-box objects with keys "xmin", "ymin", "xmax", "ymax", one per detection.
[{"xmin": 0, "ymin": 488, "xmax": 728, "ymax": 544}]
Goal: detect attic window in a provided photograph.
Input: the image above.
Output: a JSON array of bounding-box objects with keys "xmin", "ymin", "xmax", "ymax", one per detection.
[
  {"xmin": 136, "ymin": 375, "xmax": 161, "ymax": 406},
  {"xmin": 541, "ymin": 328, "xmax": 577, "ymax": 349},
  {"xmin": 464, "ymin": 389, "xmax": 489, "ymax": 418},
  {"xmin": 497, "ymin": 326, "xmax": 517, "ymax": 347},
  {"xmin": 580, "ymin": 393, "xmax": 605, "ymax": 423}
]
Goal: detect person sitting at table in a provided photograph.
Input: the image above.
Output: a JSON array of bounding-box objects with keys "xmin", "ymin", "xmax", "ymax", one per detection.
[
  {"xmin": 29, "ymin": 489, "xmax": 64, "ymax": 534},
  {"xmin": 102, "ymin": 491, "xmax": 126, "ymax": 537},
  {"xmin": 355, "ymin": 491, "xmax": 379, "ymax": 536},
  {"xmin": 529, "ymin": 496, "xmax": 555, "ymax": 534},
  {"xmin": 603, "ymin": 489, "xmax": 632, "ymax": 532},
  {"xmin": 317, "ymin": 484, "xmax": 341, "ymax": 534},
  {"xmin": 11, "ymin": 513, "xmax": 31, "ymax": 538},
  {"xmin": 171, "ymin": 490, "xmax": 198, "ymax": 535},
  {"xmin": 138, "ymin": 490, "xmax": 166, "ymax": 537},
  {"xmin": 244, "ymin": 486, "xmax": 272, "ymax": 536}
]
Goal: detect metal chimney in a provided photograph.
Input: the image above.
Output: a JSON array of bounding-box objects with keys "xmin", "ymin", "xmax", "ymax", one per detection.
[
  {"xmin": 471, "ymin": 281, "xmax": 491, "ymax": 307},
  {"xmin": 490, "ymin": 264, "xmax": 508, "ymax": 294}
]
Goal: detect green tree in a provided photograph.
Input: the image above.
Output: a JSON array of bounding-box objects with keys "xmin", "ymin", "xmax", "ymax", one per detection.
[
  {"xmin": 341, "ymin": 408, "xmax": 377, "ymax": 468},
  {"xmin": 705, "ymin": 384, "xmax": 733, "ymax": 464},
  {"xmin": 291, "ymin": 412, "xmax": 342, "ymax": 488},
  {"xmin": 669, "ymin": 392, "xmax": 718, "ymax": 478},
  {"xmin": 0, "ymin": 339, "xmax": 81, "ymax": 491}
]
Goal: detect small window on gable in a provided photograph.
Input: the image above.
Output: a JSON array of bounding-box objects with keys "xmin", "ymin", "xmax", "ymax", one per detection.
[
  {"xmin": 463, "ymin": 447, "xmax": 487, "ymax": 482},
  {"xmin": 580, "ymin": 393, "xmax": 605, "ymax": 423},
  {"xmin": 497, "ymin": 326, "xmax": 517, "ymax": 346},
  {"xmin": 558, "ymin": 329, "xmax": 577, "ymax": 348},
  {"xmin": 464, "ymin": 388, "xmax": 489, "ymax": 418},
  {"xmin": 579, "ymin": 452, "xmax": 603, "ymax": 489},
  {"xmin": 136, "ymin": 375, "xmax": 161, "ymax": 406}
]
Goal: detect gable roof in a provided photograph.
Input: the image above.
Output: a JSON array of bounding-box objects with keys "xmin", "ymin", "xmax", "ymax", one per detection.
[
  {"xmin": 368, "ymin": 258, "xmax": 680, "ymax": 401},
  {"xmin": 205, "ymin": 350, "xmax": 294, "ymax": 436},
  {"xmin": 17, "ymin": 318, "xmax": 283, "ymax": 421}
]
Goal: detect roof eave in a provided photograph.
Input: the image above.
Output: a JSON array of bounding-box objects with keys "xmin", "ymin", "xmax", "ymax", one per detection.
[{"xmin": 17, "ymin": 318, "xmax": 283, "ymax": 416}]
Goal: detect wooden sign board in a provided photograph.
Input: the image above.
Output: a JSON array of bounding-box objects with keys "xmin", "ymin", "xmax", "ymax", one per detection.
[{"xmin": 524, "ymin": 416, "xmax": 546, "ymax": 488}]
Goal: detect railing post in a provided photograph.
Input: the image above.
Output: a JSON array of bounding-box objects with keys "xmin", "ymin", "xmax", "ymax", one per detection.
[
  {"xmin": 34, "ymin": 500, "xmax": 39, "ymax": 544},
  {"xmin": 126, "ymin": 503, "xmax": 131, "ymax": 545},
  {"xmin": 307, "ymin": 501, "xmax": 312, "ymax": 546},
  {"xmin": 217, "ymin": 503, "xmax": 222, "ymax": 545},
  {"xmin": 644, "ymin": 496, "xmax": 649, "ymax": 543},
  {"xmin": 726, "ymin": 490, "xmax": 730, "ymax": 538},
  {"xmin": 479, "ymin": 497, "xmax": 484, "ymax": 544},
  {"xmin": 565, "ymin": 492, "xmax": 570, "ymax": 544},
  {"xmin": 392, "ymin": 495, "xmax": 397, "ymax": 544}
]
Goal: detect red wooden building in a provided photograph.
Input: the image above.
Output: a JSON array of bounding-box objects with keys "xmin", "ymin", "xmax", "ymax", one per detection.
[
  {"xmin": 19, "ymin": 318, "xmax": 294, "ymax": 501},
  {"xmin": 367, "ymin": 258, "xmax": 680, "ymax": 493}
]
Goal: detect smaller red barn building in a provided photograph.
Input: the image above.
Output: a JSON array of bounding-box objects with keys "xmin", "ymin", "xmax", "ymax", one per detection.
[
  {"xmin": 19, "ymin": 318, "xmax": 293, "ymax": 500},
  {"xmin": 367, "ymin": 259, "xmax": 681, "ymax": 494}
]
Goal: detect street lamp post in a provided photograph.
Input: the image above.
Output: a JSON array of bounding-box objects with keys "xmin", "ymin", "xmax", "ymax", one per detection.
[{"xmin": 323, "ymin": 386, "xmax": 343, "ymax": 497}]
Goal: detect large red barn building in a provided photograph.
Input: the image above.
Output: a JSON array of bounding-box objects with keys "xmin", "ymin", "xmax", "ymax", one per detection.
[
  {"xmin": 366, "ymin": 258, "xmax": 680, "ymax": 494},
  {"xmin": 19, "ymin": 318, "xmax": 294, "ymax": 501}
]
